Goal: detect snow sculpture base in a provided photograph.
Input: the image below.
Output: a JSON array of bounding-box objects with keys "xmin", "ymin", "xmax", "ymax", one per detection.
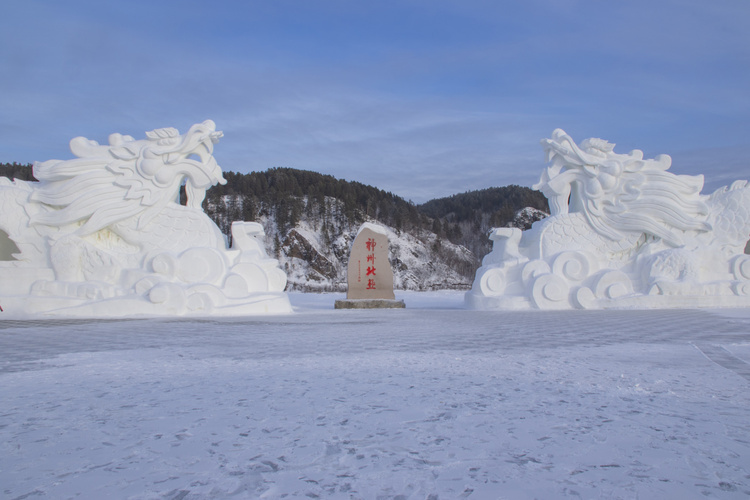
[
  {"xmin": 466, "ymin": 129, "xmax": 750, "ymax": 310},
  {"xmin": 0, "ymin": 121, "xmax": 291, "ymax": 318}
]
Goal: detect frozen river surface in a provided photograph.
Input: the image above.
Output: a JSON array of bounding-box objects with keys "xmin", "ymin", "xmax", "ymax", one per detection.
[{"xmin": 1, "ymin": 292, "xmax": 750, "ymax": 499}]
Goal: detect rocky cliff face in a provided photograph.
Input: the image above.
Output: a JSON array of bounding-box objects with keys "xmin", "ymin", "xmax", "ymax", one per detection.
[{"xmin": 508, "ymin": 207, "xmax": 548, "ymax": 230}]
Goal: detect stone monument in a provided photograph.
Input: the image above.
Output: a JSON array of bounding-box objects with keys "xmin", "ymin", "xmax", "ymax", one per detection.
[
  {"xmin": 0, "ymin": 120, "xmax": 292, "ymax": 317},
  {"xmin": 466, "ymin": 128, "xmax": 750, "ymax": 310},
  {"xmin": 335, "ymin": 222, "xmax": 405, "ymax": 309}
]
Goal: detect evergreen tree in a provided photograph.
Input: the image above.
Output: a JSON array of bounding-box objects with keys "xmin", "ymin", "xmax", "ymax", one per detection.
[{"xmin": 0, "ymin": 162, "xmax": 36, "ymax": 181}]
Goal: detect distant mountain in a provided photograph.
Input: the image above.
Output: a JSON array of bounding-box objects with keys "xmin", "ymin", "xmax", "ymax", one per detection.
[
  {"xmin": 203, "ymin": 168, "xmax": 482, "ymax": 290},
  {"xmin": 418, "ymin": 186, "xmax": 549, "ymax": 261},
  {"xmin": 0, "ymin": 163, "xmax": 549, "ymax": 290}
]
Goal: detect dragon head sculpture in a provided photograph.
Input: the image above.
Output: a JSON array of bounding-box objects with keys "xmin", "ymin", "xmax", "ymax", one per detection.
[
  {"xmin": 30, "ymin": 120, "xmax": 227, "ymax": 236},
  {"xmin": 535, "ymin": 129, "xmax": 711, "ymax": 246}
]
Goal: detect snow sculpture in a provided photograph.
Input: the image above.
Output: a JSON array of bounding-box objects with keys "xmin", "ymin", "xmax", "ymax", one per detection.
[
  {"xmin": 0, "ymin": 120, "xmax": 291, "ymax": 317},
  {"xmin": 466, "ymin": 129, "xmax": 750, "ymax": 310}
]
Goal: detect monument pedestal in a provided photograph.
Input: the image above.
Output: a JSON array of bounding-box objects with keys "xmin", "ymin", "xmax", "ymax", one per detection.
[{"xmin": 334, "ymin": 299, "xmax": 405, "ymax": 309}]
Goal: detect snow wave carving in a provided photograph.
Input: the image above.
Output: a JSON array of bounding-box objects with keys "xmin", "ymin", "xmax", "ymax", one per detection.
[
  {"xmin": 0, "ymin": 121, "xmax": 291, "ymax": 317},
  {"xmin": 467, "ymin": 129, "xmax": 750, "ymax": 310}
]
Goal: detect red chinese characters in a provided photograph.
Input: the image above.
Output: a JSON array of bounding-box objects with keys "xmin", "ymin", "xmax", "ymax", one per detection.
[{"xmin": 365, "ymin": 238, "xmax": 376, "ymax": 288}]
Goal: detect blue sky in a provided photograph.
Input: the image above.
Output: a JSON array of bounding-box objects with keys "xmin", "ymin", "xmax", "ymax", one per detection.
[{"xmin": 1, "ymin": 0, "xmax": 748, "ymax": 202}]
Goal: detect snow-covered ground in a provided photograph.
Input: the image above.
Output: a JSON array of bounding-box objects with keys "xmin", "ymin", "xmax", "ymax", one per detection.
[{"xmin": 2, "ymin": 292, "xmax": 750, "ymax": 499}]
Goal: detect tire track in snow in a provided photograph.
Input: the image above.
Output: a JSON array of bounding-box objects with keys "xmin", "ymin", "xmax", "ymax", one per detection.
[{"xmin": 691, "ymin": 343, "xmax": 750, "ymax": 382}]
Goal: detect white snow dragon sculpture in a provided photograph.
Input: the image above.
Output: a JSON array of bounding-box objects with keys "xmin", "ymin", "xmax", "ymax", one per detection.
[
  {"xmin": 0, "ymin": 120, "xmax": 291, "ymax": 317},
  {"xmin": 466, "ymin": 128, "xmax": 750, "ymax": 310}
]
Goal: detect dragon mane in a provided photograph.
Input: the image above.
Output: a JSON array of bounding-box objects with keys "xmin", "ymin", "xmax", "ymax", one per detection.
[
  {"xmin": 30, "ymin": 120, "xmax": 225, "ymax": 237},
  {"xmin": 537, "ymin": 129, "xmax": 711, "ymax": 247}
]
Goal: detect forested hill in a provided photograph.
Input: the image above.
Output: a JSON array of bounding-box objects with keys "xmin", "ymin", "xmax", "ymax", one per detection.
[
  {"xmin": 416, "ymin": 186, "xmax": 549, "ymax": 259},
  {"xmin": 420, "ymin": 186, "xmax": 548, "ymax": 225},
  {"xmin": 207, "ymin": 167, "xmax": 425, "ymax": 234},
  {"xmin": 205, "ymin": 168, "xmax": 547, "ymax": 247},
  {"xmin": 205, "ymin": 168, "xmax": 549, "ymax": 288}
]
